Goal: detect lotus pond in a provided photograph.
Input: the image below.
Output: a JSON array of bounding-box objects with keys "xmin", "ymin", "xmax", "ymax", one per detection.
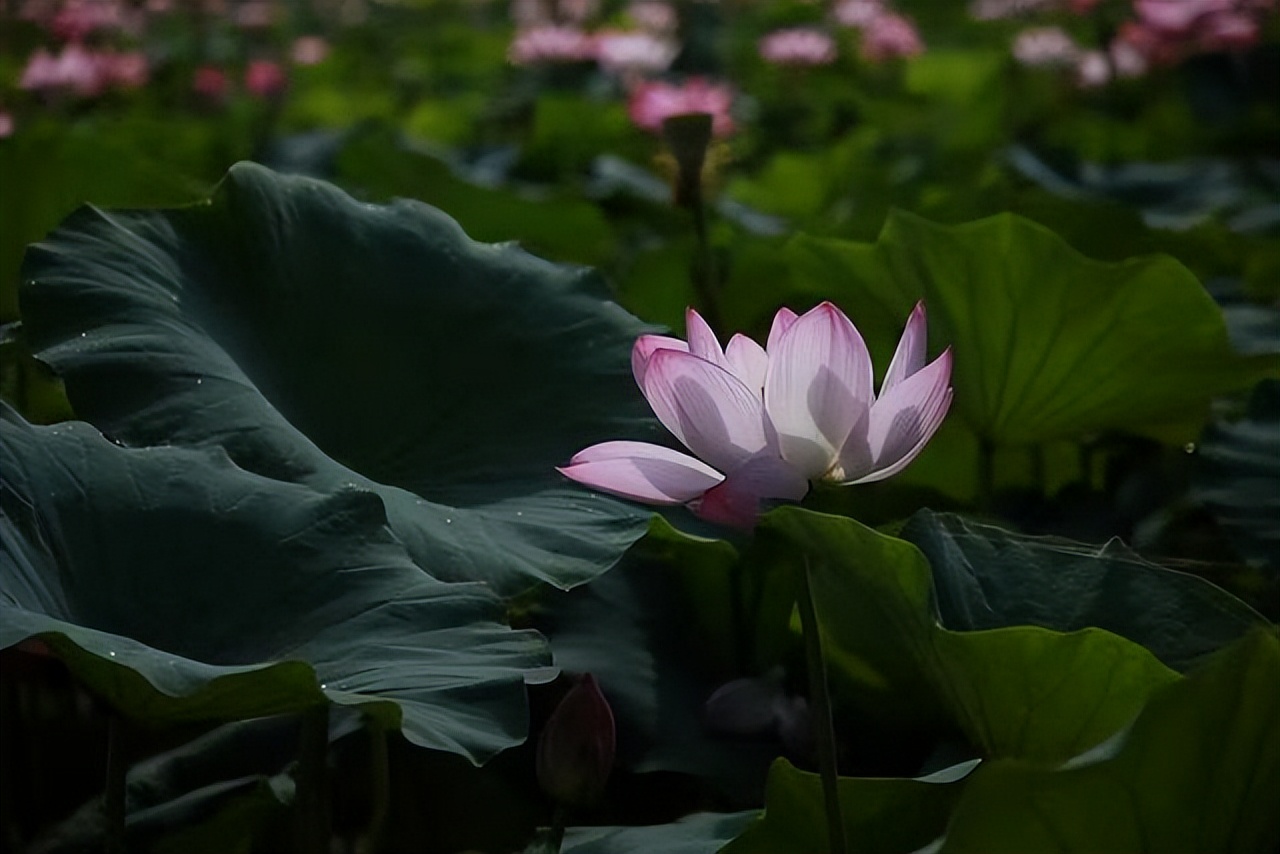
[{"xmin": 1, "ymin": 0, "xmax": 1278, "ymax": 852}]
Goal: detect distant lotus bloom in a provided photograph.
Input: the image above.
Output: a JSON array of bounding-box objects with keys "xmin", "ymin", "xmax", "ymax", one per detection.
[
  {"xmin": 627, "ymin": 0, "xmax": 678, "ymax": 33},
  {"xmin": 507, "ymin": 24, "xmax": 596, "ymax": 64},
  {"xmin": 968, "ymin": 0, "xmax": 1056, "ymax": 20},
  {"xmin": 51, "ymin": 0, "xmax": 125, "ymax": 41},
  {"xmin": 1075, "ymin": 49, "xmax": 1111, "ymax": 87},
  {"xmin": 833, "ymin": 0, "xmax": 885, "ymax": 28},
  {"xmin": 193, "ymin": 64, "xmax": 230, "ymax": 99},
  {"xmin": 537, "ymin": 674, "xmax": 615, "ymax": 808},
  {"xmin": 1012, "ymin": 26, "xmax": 1081, "ymax": 67},
  {"xmin": 860, "ymin": 12, "xmax": 925, "ymax": 61},
  {"xmin": 20, "ymin": 44, "xmax": 105, "ymax": 96},
  {"xmin": 1134, "ymin": 0, "xmax": 1237, "ymax": 33},
  {"xmin": 101, "ymin": 50, "xmax": 148, "ymax": 88},
  {"xmin": 595, "ymin": 29, "xmax": 679, "ymax": 75},
  {"xmin": 0, "ymin": 111, "xmax": 14, "ymax": 138},
  {"xmin": 291, "ymin": 35, "xmax": 330, "ymax": 66},
  {"xmin": 244, "ymin": 59, "xmax": 286, "ymax": 98},
  {"xmin": 627, "ymin": 77, "xmax": 736, "ymax": 137},
  {"xmin": 559, "ymin": 302, "xmax": 953, "ymax": 528},
  {"xmin": 558, "ymin": 0, "xmax": 600, "ymax": 24},
  {"xmin": 1108, "ymin": 33, "xmax": 1149, "ymax": 77},
  {"xmin": 233, "ymin": 0, "xmax": 274, "ymax": 28},
  {"xmin": 758, "ymin": 27, "xmax": 838, "ymax": 66}
]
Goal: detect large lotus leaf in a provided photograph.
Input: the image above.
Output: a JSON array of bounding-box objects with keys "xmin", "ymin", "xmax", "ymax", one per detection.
[
  {"xmin": 757, "ymin": 508, "xmax": 1179, "ymax": 762},
  {"xmin": 18, "ymin": 161, "xmax": 659, "ymax": 594},
  {"xmin": 938, "ymin": 629, "xmax": 1280, "ymax": 854},
  {"xmin": 721, "ymin": 757, "xmax": 979, "ymax": 854},
  {"xmin": 785, "ymin": 211, "xmax": 1277, "ymax": 445},
  {"xmin": 0, "ymin": 406, "xmax": 550, "ymax": 762},
  {"xmin": 900, "ymin": 510, "xmax": 1269, "ymax": 671}
]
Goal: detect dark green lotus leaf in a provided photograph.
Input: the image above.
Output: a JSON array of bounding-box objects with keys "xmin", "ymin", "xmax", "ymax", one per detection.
[
  {"xmin": 0, "ymin": 406, "xmax": 549, "ymax": 762},
  {"xmin": 721, "ymin": 757, "xmax": 979, "ymax": 854},
  {"xmin": 1191, "ymin": 379, "xmax": 1280, "ymax": 570},
  {"xmin": 757, "ymin": 507, "xmax": 1178, "ymax": 761},
  {"xmin": 938, "ymin": 629, "xmax": 1280, "ymax": 854},
  {"xmin": 785, "ymin": 211, "xmax": 1277, "ymax": 445},
  {"xmin": 900, "ymin": 510, "xmax": 1269, "ymax": 671},
  {"xmin": 561, "ymin": 811, "xmax": 757, "ymax": 854},
  {"xmin": 18, "ymin": 162, "xmax": 659, "ymax": 594}
]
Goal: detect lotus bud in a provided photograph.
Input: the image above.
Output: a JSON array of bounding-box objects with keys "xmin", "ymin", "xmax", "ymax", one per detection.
[{"xmin": 536, "ymin": 673, "xmax": 616, "ymax": 808}]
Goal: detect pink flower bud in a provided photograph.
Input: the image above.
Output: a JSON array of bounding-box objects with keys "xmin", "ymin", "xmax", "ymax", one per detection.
[
  {"xmin": 244, "ymin": 59, "xmax": 286, "ymax": 98},
  {"xmin": 536, "ymin": 674, "xmax": 616, "ymax": 808}
]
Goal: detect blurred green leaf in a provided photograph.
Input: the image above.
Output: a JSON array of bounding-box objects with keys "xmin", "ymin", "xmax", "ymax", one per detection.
[
  {"xmin": 722, "ymin": 757, "xmax": 978, "ymax": 854},
  {"xmin": 19, "ymin": 162, "xmax": 658, "ymax": 594},
  {"xmin": 562, "ymin": 810, "xmax": 757, "ymax": 854},
  {"xmin": 938, "ymin": 629, "xmax": 1280, "ymax": 854},
  {"xmin": 786, "ymin": 211, "xmax": 1278, "ymax": 446}
]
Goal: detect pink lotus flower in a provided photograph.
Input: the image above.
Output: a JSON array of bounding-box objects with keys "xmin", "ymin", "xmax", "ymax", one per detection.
[
  {"xmin": 193, "ymin": 64, "xmax": 230, "ymax": 99},
  {"xmin": 291, "ymin": 35, "xmax": 330, "ymax": 66},
  {"xmin": 595, "ymin": 29, "xmax": 679, "ymax": 75},
  {"xmin": 507, "ymin": 24, "xmax": 596, "ymax": 65},
  {"xmin": 860, "ymin": 12, "xmax": 925, "ymax": 62},
  {"xmin": 627, "ymin": 0, "xmax": 678, "ymax": 33},
  {"xmin": 244, "ymin": 59, "xmax": 286, "ymax": 98},
  {"xmin": 559, "ymin": 302, "xmax": 953, "ymax": 528},
  {"xmin": 0, "ymin": 111, "xmax": 14, "ymax": 138},
  {"xmin": 833, "ymin": 0, "xmax": 886, "ymax": 28},
  {"xmin": 101, "ymin": 50, "xmax": 148, "ymax": 89},
  {"xmin": 758, "ymin": 27, "xmax": 838, "ymax": 67},
  {"xmin": 20, "ymin": 43, "xmax": 105, "ymax": 97},
  {"xmin": 1012, "ymin": 26, "xmax": 1081, "ymax": 67},
  {"xmin": 627, "ymin": 77, "xmax": 736, "ymax": 137}
]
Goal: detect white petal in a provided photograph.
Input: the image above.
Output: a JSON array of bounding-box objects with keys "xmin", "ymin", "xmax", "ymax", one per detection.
[
  {"xmin": 685, "ymin": 307, "xmax": 728, "ymax": 369},
  {"xmin": 763, "ymin": 302, "xmax": 874, "ymax": 479},
  {"xmin": 843, "ymin": 349, "xmax": 954, "ymax": 484},
  {"xmin": 643, "ymin": 349, "xmax": 771, "ymax": 473},
  {"xmin": 631, "ymin": 334, "xmax": 688, "ymax": 387},
  {"xmin": 559, "ymin": 440, "xmax": 723, "ymax": 504},
  {"xmin": 725, "ymin": 334, "xmax": 769, "ymax": 393},
  {"xmin": 766, "ymin": 307, "xmax": 798, "ymax": 354},
  {"xmin": 881, "ymin": 301, "xmax": 928, "ymax": 396}
]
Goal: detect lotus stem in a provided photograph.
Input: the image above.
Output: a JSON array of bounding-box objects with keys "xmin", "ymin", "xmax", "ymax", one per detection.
[
  {"xmin": 104, "ymin": 714, "xmax": 126, "ymax": 854},
  {"xmin": 798, "ymin": 557, "xmax": 846, "ymax": 854},
  {"xmin": 294, "ymin": 704, "xmax": 330, "ymax": 854}
]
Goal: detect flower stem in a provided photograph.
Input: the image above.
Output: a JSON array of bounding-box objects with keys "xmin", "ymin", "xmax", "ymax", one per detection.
[
  {"xmin": 294, "ymin": 704, "xmax": 330, "ymax": 854},
  {"xmin": 797, "ymin": 557, "xmax": 846, "ymax": 854}
]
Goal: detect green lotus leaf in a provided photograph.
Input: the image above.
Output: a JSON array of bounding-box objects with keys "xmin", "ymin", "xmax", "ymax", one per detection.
[
  {"xmin": 901, "ymin": 510, "xmax": 1269, "ymax": 671},
  {"xmin": 18, "ymin": 161, "xmax": 659, "ymax": 594},
  {"xmin": 721, "ymin": 757, "xmax": 979, "ymax": 854},
  {"xmin": 938, "ymin": 629, "xmax": 1280, "ymax": 853},
  {"xmin": 757, "ymin": 507, "xmax": 1179, "ymax": 761},
  {"xmin": 785, "ymin": 211, "xmax": 1278, "ymax": 445},
  {"xmin": 0, "ymin": 406, "xmax": 549, "ymax": 762}
]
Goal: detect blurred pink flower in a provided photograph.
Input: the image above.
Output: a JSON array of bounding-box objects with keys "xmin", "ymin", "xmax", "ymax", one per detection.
[
  {"xmin": 832, "ymin": 0, "xmax": 885, "ymax": 27},
  {"xmin": 233, "ymin": 0, "xmax": 275, "ymax": 28},
  {"xmin": 1134, "ymin": 0, "xmax": 1237, "ymax": 33},
  {"xmin": 0, "ymin": 111, "xmax": 14, "ymax": 138},
  {"xmin": 758, "ymin": 27, "xmax": 838, "ymax": 66},
  {"xmin": 101, "ymin": 50, "xmax": 148, "ymax": 88},
  {"xmin": 627, "ymin": 77, "xmax": 736, "ymax": 137},
  {"xmin": 595, "ymin": 30, "xmax": 678, "ymax": 75},
  {"xmin": 291, "ymin": 35, "xmax": 330, "ymax": 66},
  {"xmin": 1011, "ymin": 26, "xmax": 1081, "ymax": 66},
  {"xmin": 558, "ymin": 0, "xmax": 599, "ymax": 24},
  {"xmin": 968, "ymin": 0, "xmax": 1057, "ymax": 20},
  {"xmin": 860, "ymin": 12, "xmax": 924, "ymax": 61},
  {"xmin": 1075, "ymin": 49, "xmax": 1111, "ymax": 87},
  {"xmin": 507, "ymin": 24, "xmax": 596, "ymax": 64},
  {"xmin": 244, "ymin": 59, "xmax": 287, "ymax": 97},
  {"xmin": 51, "ymin": 0, "xmax": 124, "ymax": 41},
  {"xmin": 627, "ymin": 0, "xmax": 678, "ymax": 33},
  {"xmin": 559, "ymin": 303, "xmax": 953, "ymax": 528},
  {"xmin": 193, "ymin": 64, "xmax": 230, "ymax": 99},
  {"xmin": 20, "ymin": 44, "xmax": 105, "ymax": 96}
]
